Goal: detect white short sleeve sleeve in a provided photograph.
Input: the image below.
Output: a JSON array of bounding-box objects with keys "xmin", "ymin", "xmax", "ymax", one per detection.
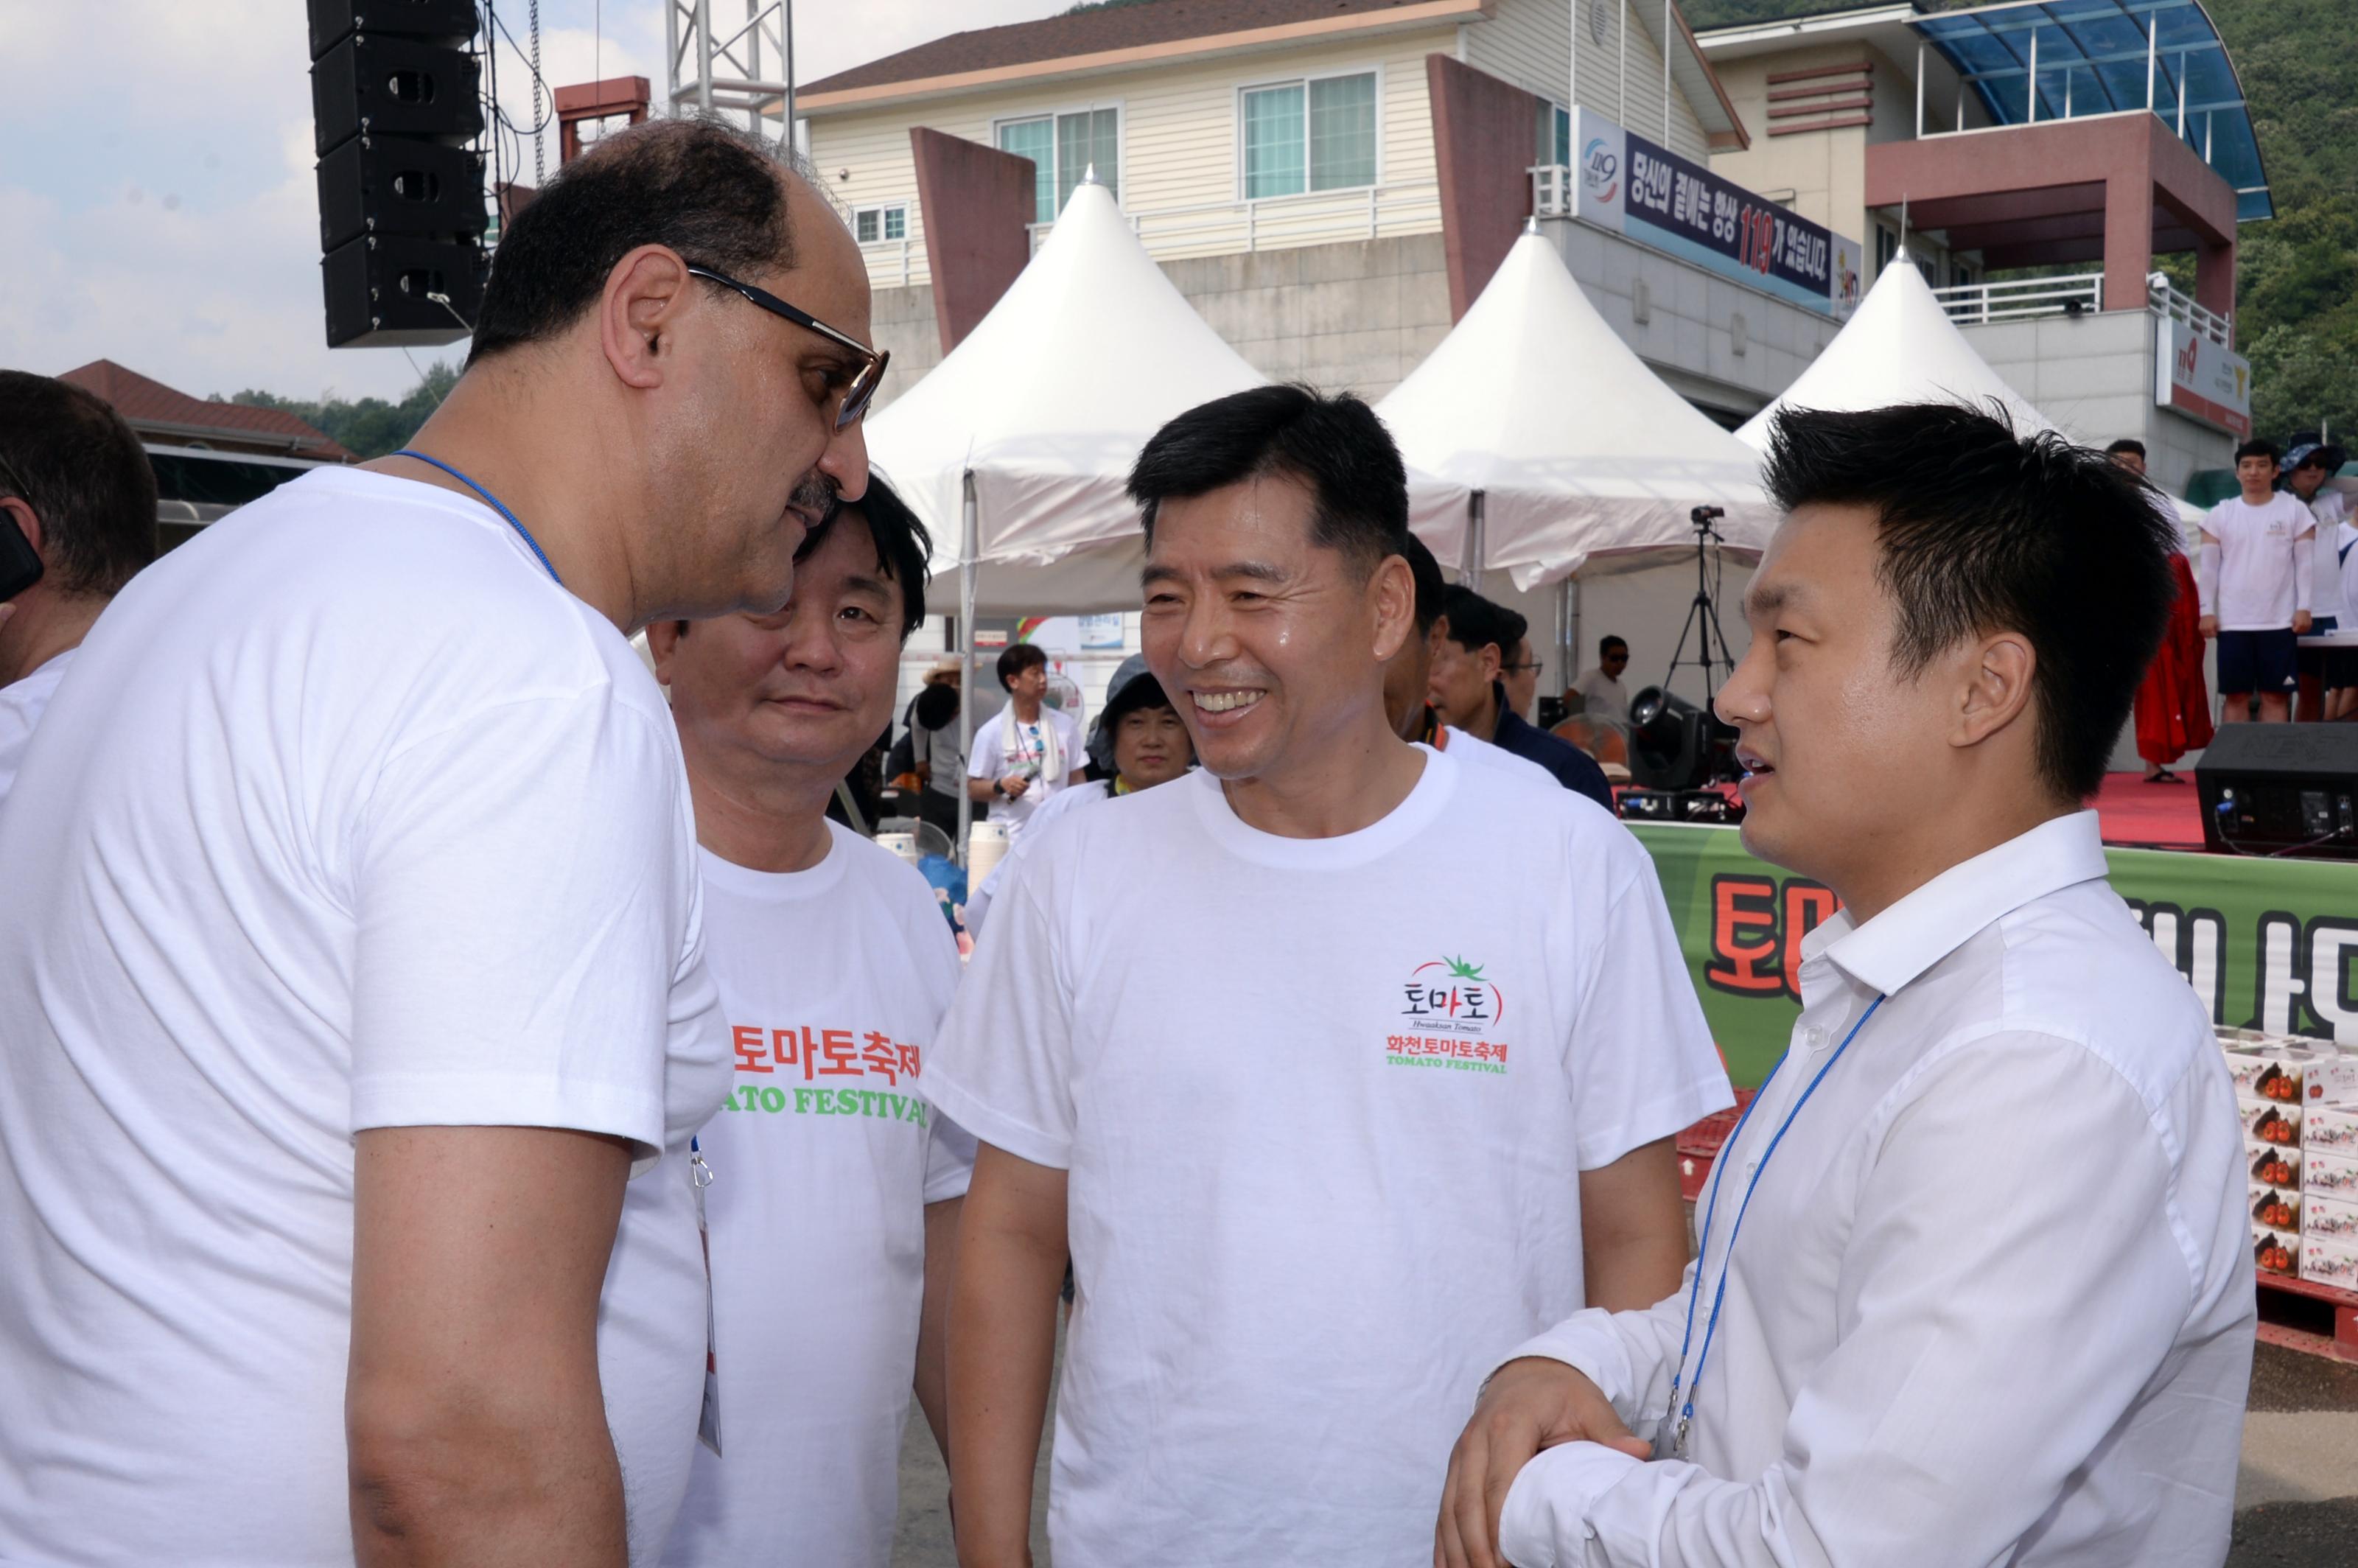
[
  {"xmin": 968, "ymin": 724, "xmax": 1000, "ymax": 780},
  {"xmin": 348, "ymin": 690, "xmax": 690, "ymax": 1160},
  {"xmin": 924, "ymin": 1110, "xmax": 979, "ymax": 1203},
  {"xmin": 922, "ymin": 870, "xmax": 1078, "ymax": 1169},
  {"xmin": 1565, "ymin": 853, "xmax": 1733, "ymax": 1170}
]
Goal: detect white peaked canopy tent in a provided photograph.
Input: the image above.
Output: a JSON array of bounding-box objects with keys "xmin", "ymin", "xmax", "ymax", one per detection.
[
  {"xmin": 1376, "ymin": 227, "xmax": 1777, "ymax": 593},
  {"xmin": 1735, "ymin": 260, "xmax": 2055, "ymax": 449},
  {"xmin": 867, "ymin": 175, "xmax": 1469, "ymax": 612}
]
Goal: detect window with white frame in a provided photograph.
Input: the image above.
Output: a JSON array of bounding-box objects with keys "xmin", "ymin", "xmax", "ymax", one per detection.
[
  {"xmin": 1240, "ymin": 71, "xmax": 1377, "ymax": 200},
  {"xmin": 1539, "ymin": 102, "xmax": 1572, "ymax": 166},
  {"xmin": 853, "ymin": 203, "xmax": 907, "ymax": 245},
  {"xmin": 996, "ymin": 108, "xmax": 1119, "ymax": 224}
]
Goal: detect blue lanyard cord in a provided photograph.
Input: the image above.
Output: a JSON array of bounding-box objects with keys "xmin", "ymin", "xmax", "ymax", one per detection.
[
  {"xmin": 1664, "ymin": 993, "xmax": 1886, "ymax": 1457},
  {"xmin": 389, "ymin": 449, "xmax": 562, "ymax": 587}
]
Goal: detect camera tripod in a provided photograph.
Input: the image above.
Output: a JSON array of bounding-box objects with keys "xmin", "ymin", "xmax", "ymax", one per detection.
[{"xmin": 1662, "ymin": 505, "xmax": 1739, "ymax": 719}]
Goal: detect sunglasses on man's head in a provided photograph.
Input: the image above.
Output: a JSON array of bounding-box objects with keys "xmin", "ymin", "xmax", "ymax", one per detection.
[{"xmin": 685, "ymin": 263, "xmax": 889, "ymax": 432}]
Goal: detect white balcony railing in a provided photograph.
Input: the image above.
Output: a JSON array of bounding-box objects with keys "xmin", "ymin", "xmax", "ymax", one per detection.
[
  {"xmin": 1531, "ymin": 164, "xmax": 1572, "ymax": 217},
  {"xmin": 2147, "ymin": 275, "xmax": 2233, "ymax": 349},
  {"xmin": 1027, "ymin": 181, "xmax": 1442, "ymax": 262},
  {"xmin": 1931, "ymin": 271, "xmax": 2104, "ymax": 325},
  {"xmin": 859, "ymin": 238, "xmax": 926, "ymax": 290}
]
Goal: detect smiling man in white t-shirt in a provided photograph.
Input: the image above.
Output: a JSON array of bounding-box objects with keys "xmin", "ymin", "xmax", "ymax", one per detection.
[
  {"xmin": 651, "ymin": 476, "xmax": 973, "ymax": 1568},
  {"xmin": 0, "ymin": 120, "xmax": 879, "ymax": 1567},
  {"xmin": 932, "ymin": 385, "xmax": 1729, "ymax": 1568}
]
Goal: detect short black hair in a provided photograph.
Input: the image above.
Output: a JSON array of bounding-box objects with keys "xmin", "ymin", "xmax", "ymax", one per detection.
[
  {"xmin": 469, "ymin": 117, "xmax": 799, "ymax": 363},
  {"xmin": 1600, "ymin": 635, "xmax": 1628, "ymax": 657},
  {"xmin": 0, "ymin": 371, "xmax": 158, "ymax": 597},
  {"xmin": 1763, "ymin": 402, "xmax": 2176, "ymax": 802},
  {"xmin": 996, "ymin": 641, "xmax": 1048, "ymax": 690},
  {"xmin": 913, "ymin": 682, "xmax": 959, "ymax": 730},
  {"xmin": 1127, "ymin": 384, "xmax": 1410, "ymax": 574},
  {"xmin": 2103, "ymin": 438, "xmax": 2145, "ymax": 459},
  {"xmin": 2236, "ymin": 438, "xmax": 2281, "ymax": 466},
  {"xmin": 1102, "ymin": 671, "xmax": 1177, "ymax": 729},
  {"xmin": 1438, "ymin": 585, "xmax": 1525, "ymax": 659},
  {"xmin": 1402, "ymin": 531, "xmax": 1446, "ymax": 631},
  {"xmin": 800, "ymin": 473, "xmax": 931, "ymax": 641}
]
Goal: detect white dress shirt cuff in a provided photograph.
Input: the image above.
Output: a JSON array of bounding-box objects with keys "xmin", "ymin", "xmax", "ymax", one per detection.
[
  {"xmin": 1500, "ymin": 1441, "xmax": 1648, "ymax": 1567},
  {"xmin": 1498, "ymin": 1310, "xmax": 1640, "ymax": 1413}
]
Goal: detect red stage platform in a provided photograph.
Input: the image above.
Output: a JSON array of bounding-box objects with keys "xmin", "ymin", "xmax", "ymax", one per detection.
[{"xmin": 2092, "ymin": 771, "xmax": 2206, "ymax": 851}]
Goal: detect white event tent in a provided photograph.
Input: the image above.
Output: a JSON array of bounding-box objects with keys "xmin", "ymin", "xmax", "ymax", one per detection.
[
  {"xmin": 1735, "ymin": 260, "xmax": 2055, "ymax": 449},
  {"xmin": 1376, "ymin": 226, "xmax": 1777, "ymax": 594},
  {"xmin": 867, "ymin": 175, "xmax": 1470, "ymax": 614}
]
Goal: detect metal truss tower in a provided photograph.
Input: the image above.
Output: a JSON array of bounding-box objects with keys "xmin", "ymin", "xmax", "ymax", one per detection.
[{"xmin": 666, "ymin": 0, "xmax": 794, "ymax": 145}]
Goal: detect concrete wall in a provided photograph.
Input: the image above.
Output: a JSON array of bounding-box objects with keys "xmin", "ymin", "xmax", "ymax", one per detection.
[
  {"xmin": 1546, "ymin": 214, "xmax": 1838, "ymax": 419},
  {"xmin": 1960, "ymin": 308, "xmax": 2233, "ymax": 500},
  {"xmin": 869, "ymin": 281, "xmax": 943, "ymax": 413}
]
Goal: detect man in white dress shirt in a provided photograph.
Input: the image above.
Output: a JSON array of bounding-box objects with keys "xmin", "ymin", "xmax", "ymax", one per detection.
[
  {"xmin": 0, "ymin": 371, "xmax": 158, "ymax": 806},
  {"xmin": 1438, "ymin": 402, "xmax": 2253, "ymax": 1568}
]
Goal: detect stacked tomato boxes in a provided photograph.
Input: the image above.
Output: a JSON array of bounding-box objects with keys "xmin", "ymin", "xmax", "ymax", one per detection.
[{"xmin": 2223, "ymin": 1030, "xmax": 2358, "ymax": 1289}]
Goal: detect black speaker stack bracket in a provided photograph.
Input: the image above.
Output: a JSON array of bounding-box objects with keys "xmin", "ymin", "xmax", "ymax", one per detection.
[
  {"xmin": 309, "ymin": 0, "xmax": 486, "ymax": 348},
  {"xmin": 2195, "ymin": 724, "xmax": 2358, "ymax": 861}
]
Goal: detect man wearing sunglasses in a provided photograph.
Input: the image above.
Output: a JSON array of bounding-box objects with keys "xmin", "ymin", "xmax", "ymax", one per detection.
[{"xmin": 0, "ymin": 118, "xmax": 876, "ymax": 1568}]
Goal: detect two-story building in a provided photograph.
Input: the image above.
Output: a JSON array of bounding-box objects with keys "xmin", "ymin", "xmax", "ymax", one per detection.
[{"xmin": 795, "ymin": 0, "xmax": 1851, "ymax": 427}]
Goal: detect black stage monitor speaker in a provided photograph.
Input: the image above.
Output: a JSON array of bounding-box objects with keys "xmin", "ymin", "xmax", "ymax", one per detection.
[
  {"xmin": 317, "ymin": 136, "xmax": 487, "ymax": 251},
  {"xmin": 307, "ymin": 0, "xmax": 479, "ymax": 57},
  {"xmin": 1627, "ymin": 686, "xmax": 1738, "ymax": 791},
  {"xmin": 2195, "ymin": 724, "xmax": 2358, "ymax": 859},
  {"xmin": 323, "ymin": 233, "xmax": 486, "ymax": 348},
  {"xmin": 312, "ymin": 33, "xmax": 483, "ymax": 155}
]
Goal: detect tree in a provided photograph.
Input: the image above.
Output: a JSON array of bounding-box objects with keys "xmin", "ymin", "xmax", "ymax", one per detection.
[{"xmin": 219, "ymin": 359, "xmax": 461, "ymax": 460}]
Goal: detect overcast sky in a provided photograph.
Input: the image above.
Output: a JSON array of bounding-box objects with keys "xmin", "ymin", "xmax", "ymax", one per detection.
[{"xmin": 0, "ymin": 1, "xmax": 1067, "ymax": 405}]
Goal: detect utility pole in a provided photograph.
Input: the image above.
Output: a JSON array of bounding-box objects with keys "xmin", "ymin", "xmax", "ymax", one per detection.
[{"xmin": 666, "ymin": 0, "xmax": 793, "ymax": 145}]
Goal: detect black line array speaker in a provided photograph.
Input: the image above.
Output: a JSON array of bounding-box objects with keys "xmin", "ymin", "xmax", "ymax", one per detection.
[
  {"xmin": 307, "ymin": 1, "xmax": 484, "ymax": 347},
  {"xmin": 2196, "ymin": 724, "xmax": 2358, "ymax": 859}
]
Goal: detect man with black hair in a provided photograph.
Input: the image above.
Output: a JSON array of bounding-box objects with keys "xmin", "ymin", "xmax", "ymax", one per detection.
[
  {"xmin": 2198, "ymin": 435, "xmax": 2313, "ymax": 723},
  {"xmin": 0, "ymin": 371, "xmax": 158, "ymax": 806},
  {"xmin": 0, "ymin": 116, "xmax": 876, "ymax": 1567},
  {"xmin": 2102, "ymin": 435, "xmax": 2147, "ymax": 472},
  {"xmin": 934, "ymin": 384, "xmax": 1727, "ymax": 1568},
  {"xmin": 967, "ymin": 640, "xmax": 1085, "ymax": 839},
  {"xmin": 1431, "ymin": 584, "xmax": 1614, "ymax": 808},
  {"xmin": 1382, "ymin": 532, "xmax": 1556, "ymax": 789},
  {"xmin": 1570, "ymin": 636, "xmax": 1632, "ymax": 732},
  {"xmin": 648, "ymin": 478, "xmax": 973, "ymax": 1568},
  {"xmin": 2281, "ymin": 437, "xmax": 2354, "ymax": 721},
  {"xmin": 1441, "ymin": 403, "xmax": 2250, "ymax": 1568}
]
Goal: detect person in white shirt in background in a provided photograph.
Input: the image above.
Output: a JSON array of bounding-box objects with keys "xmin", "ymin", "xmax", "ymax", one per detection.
[
  {"xmin": 1441, "ymin": 402, "xmax": 2252, "ymax": 1568},
  {"xmin": 1384, "ymin": 529, "xmax": 1557, "ymax": 791},
  {"xmin": 0, "ymin": 371, "xmax": 158, "ymax": 806},
  {"xmin": 0, "ymin": 119, "xmax": 878, "ymax": 1568},
  {"xmin": 1569, "ymin": 637, "xmax": 1632, "ymax": 732},
  {"xmin": 961, "ymin": 663, "xmax": 1194, "ymax": 938},
  {"xmin": 2280, "ymin": 437, "xmax": 2354, "ymax": 721},
  {"xmin": 966, "ymin": 640, "xmax": 1085, "ymax": 838},
  {"xmin": 2198, "ymin": 435, "xmax": 2315, "ymax": 723},
  {"xmin": 934, "ymin": 384, "xmax": 1729, "ymax": 1568},
  {"xmin": 649, "ymin": 475, "xmax": 973, "ymax": 1568}
]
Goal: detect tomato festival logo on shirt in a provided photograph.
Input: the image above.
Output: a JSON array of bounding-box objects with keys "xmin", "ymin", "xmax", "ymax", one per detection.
[
  {"xmin": 1385, "ymin": 956, "xmax": 1511, "ymax": 1074},
  {"xmin": 721, "ymin": 1023, "xmax": 937, "ymax": 1127}
]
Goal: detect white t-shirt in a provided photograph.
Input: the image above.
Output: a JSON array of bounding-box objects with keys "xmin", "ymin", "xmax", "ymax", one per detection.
[
  {"xmin": 927, "ymin": 749, "xmax": 1731, "ymax": 1567},
  {"xmin": 965, "ymin": 701, "xmax": 1083, "ymax": 836},
  {"xmin": 2201, "ymin": 492, "xmax": 2315, "ymax": 629},
  {"xmin": 665, "ymin": 826, "xmax": 975, "ymax": 1568},
  {"xmin": 1573, "ymin": 666, "xmax": 1631, "ymax": 727},
  {"xmin": 0, "ymin": 644, "xmax": 75, "ymax": 808},
  {"xmin": 0, "ymin": 467, "xmax": 731, "ymax": 1567},
  {"xmin": 2309, "ymin": 491, "xmax": 2353, "ymax": 623},
  {"xmin": 2339, "ymin": 519, "xmax": 2358, "ymax": 631}
]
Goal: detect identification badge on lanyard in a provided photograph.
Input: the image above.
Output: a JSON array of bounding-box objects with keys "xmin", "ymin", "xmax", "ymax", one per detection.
[{"xmin": 690, "ymin": 1138, "xmax": 721, "ymax": 1456}]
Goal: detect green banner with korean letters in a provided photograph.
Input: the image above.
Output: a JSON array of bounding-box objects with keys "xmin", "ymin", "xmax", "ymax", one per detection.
[{"xmin": 1628, "ymin": 823, "xmax": 2358, "ymax": 1089}]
